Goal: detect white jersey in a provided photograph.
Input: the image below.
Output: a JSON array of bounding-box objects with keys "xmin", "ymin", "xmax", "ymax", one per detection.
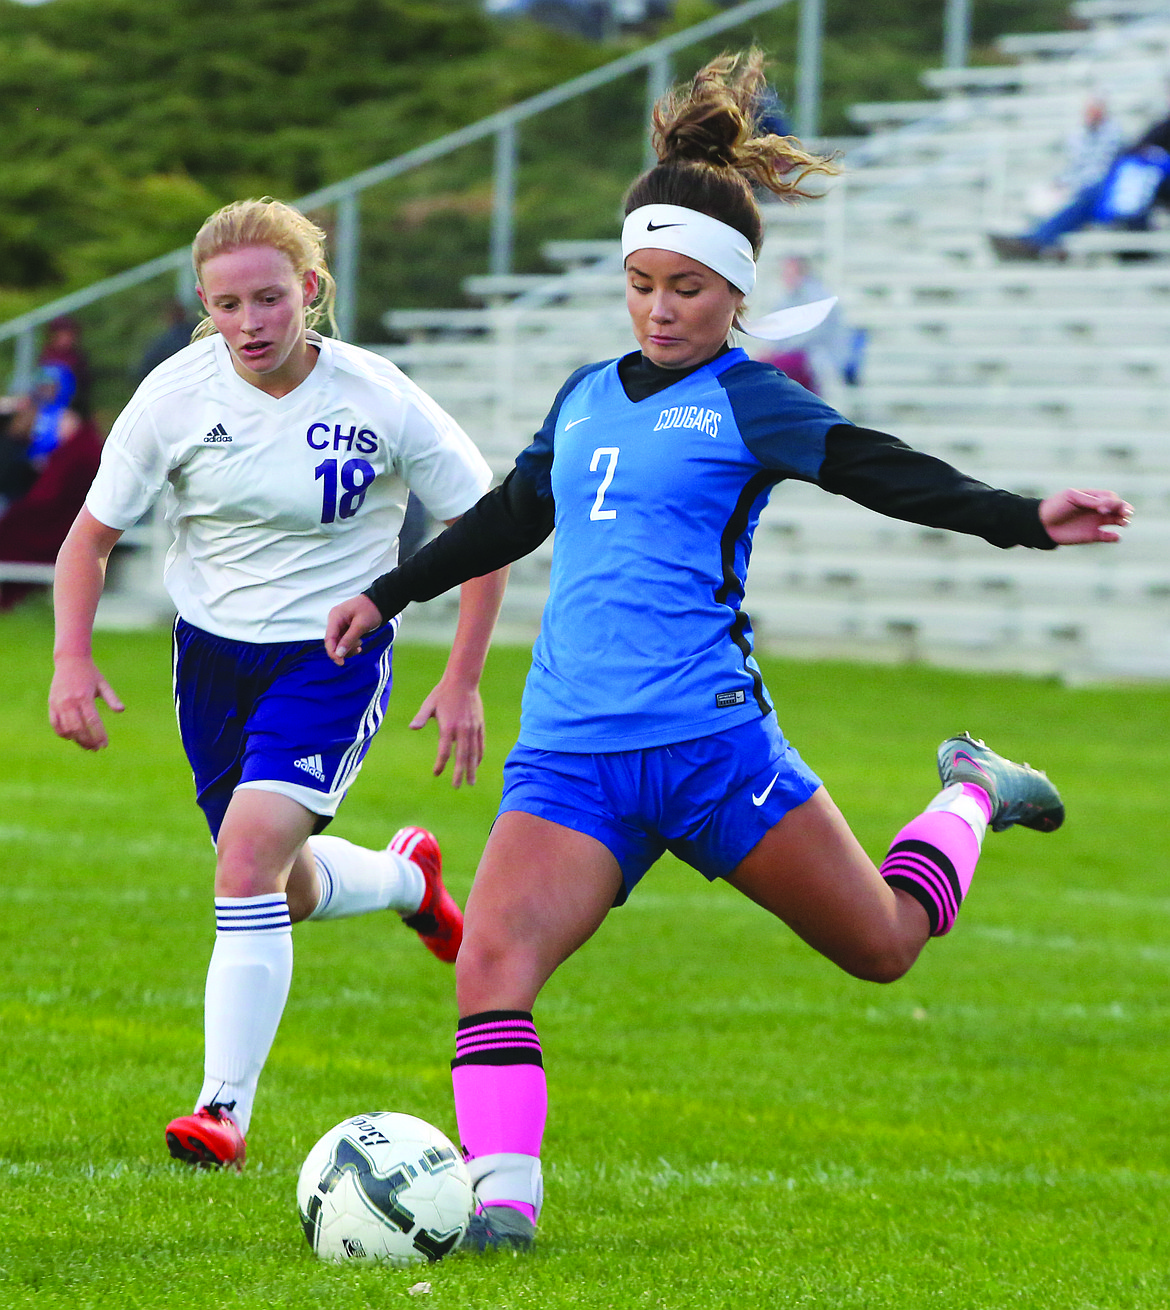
[{"xmin": 86, "ymin": 332, "xmax": 491, "ymax": 642}]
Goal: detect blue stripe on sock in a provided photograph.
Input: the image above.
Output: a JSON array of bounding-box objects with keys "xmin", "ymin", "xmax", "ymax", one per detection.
[
  {"xmin": 313, "ymin": 853, "xmax": 336, "ymax": 916},
  {"xmin": 215, "ymin": 896, "xmax": 291, "ymax": 932}
]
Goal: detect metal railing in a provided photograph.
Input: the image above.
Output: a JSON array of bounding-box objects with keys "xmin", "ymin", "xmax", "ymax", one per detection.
[{"xmin": 0, "ymin": 0, "xmax": 802, "ymax": 390}]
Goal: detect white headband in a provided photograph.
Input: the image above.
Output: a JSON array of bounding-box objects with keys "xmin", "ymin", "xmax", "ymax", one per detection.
[
  {"xmin": 620, "ymin": 202, "xmax": 839, "ymax": 342},
  {"xmin": 622, "ymin": 204, "xmax": 756, "ymax": 295}
]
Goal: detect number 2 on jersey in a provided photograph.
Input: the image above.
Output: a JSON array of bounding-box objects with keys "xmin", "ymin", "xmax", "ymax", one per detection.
[
  {"xmin": 316, "ymin": 458, "xmax": 376, "ymax": 524},
  {"xmin": 589, "ymin": 447, "xmax": 619, "ymax": 521}
]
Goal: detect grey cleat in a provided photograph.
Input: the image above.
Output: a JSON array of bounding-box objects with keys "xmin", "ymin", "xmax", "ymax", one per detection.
[
  {"xmin": 937, "ymin": 731, "xmax": 1065, "ymax": 833},
  {"xmin": 460, "ymin": 1204, "xmax": 537, "ymax": 1253}
]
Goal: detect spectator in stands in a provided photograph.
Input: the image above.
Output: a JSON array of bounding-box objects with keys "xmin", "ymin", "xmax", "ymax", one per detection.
[
  {"xmin": 0, "ymin": 399, "xmax": 103, "ymax": 612},
  {"xmin": 485, "ymin": 0, "xmax": 671, "ymax": 39},
  {"xmin": 24, "ymin": 314, "xmax": 94, "ymax": 469},
  {"xmin": 26, "ymin": 358, "xmax": 78, "ymax": 467},
  {"xmin": 755, "ymin": 82, "xmax": 792, "ymax": 139},
  {"xmin": 991, "ymin": 96, "xmax": 1170, "ymax": 259},
  {"xmin": 37, "ymin": 315, "xmax": 91, "ymax": 415},
  {"xmin": 761, "ymin": 255, "xmax": 857, "ymax": 395},
  {"xmin": 0, "ymin": 395, "xmax": 38, "ymax": 512},
  {"xmin": 1128, "ymin": 101, "xmax": 1170, "ymax": 222},
  {"xmin": 136, "ymin": 299, "xmax": 199, "ymax": 382}
]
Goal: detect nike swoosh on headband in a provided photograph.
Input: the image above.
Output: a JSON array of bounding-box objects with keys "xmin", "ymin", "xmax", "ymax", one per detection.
[{"xmin": 623, "ymin": 203, "xmax": 755, "ymax": 293}]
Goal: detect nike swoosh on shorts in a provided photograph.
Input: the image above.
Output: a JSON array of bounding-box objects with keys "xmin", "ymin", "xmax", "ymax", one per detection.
[{"xmin": 752, "ymin": 773, "xmax": 781, "ymax": 806}]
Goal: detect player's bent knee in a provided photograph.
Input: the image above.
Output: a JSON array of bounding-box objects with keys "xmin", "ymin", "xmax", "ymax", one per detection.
[
  {"xmin": 213, "ymin": 850, "xmax": 286, "ymax": 900},
  {"xmin": 842, "ymin": 942, "xmax": 918, "ymax": 985},
  {"xmin": 214, "ymin": 871, "xmax": 283, "ymax": 899},
  {"xmin": 852, "ymin": 956, "xmax": 913, "ymax": 985},
  {"xmin": 455, "ymin": 936, "xmax": 545, "ymax": 1012}
]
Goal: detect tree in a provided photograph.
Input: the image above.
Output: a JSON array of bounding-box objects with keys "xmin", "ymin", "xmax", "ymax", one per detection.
[{"xmin": 0, "ymin": 0, "xmax": 603, "ymax": 315}]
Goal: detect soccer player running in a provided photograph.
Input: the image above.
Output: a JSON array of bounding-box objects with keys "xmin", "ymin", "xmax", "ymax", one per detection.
[
  {"xmin": 326, "ymin": 53, "xmax": 1132, "ymax": 1251},
  {"xmin": 49, "ymin": 199, "xmax": 508, "ymax": 1169}
]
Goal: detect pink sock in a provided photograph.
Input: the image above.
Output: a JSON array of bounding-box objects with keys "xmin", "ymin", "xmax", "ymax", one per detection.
[
  {"xmin": 452, "ymin": 1011, "xmax": 546, "ymax": 1222},
  {"xmin": 879, "ymin": 804, "xmax": 983, "ymax": 936}
]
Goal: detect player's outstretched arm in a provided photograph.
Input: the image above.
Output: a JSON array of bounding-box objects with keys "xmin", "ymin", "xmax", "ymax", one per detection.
[
  {"xmin": 332, "ymin": 466, "xmax": 553, "ymax": 668},
  {"xmin": 1039, "ymin": 488, "xmax": 1133, "ymax": 544},
  {"xmin": 410, "ymin": 562, "xmax": 509, "ymax": 789},
  {"xmin": 49, "ymin": 507, "xmax": 126, "ymax": 752}
]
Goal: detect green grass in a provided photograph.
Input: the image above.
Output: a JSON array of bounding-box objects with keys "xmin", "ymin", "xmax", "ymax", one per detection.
[{"xmin": 3, "ymin": 598, "xmax": 1170, "ymax": 1308}]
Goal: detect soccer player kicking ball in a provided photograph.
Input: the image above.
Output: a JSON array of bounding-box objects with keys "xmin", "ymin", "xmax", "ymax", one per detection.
[
  {"xmin": 50, "ymin": 199, "xmax": 507, "ymax": 1169},
  {"xmin": 326, "ymin": 52, "xmax": 1132, "ymax": 1250}
]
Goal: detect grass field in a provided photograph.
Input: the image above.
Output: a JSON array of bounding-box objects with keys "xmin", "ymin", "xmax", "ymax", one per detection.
[{"xmin": 3, "ymin": 598, "xmax": 1169, "ymax": 1308}]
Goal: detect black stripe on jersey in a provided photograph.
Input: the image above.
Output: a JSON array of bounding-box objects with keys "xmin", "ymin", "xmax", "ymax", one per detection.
[{"xmin": 715, "ymin": 470, "xmax": 783, "ymax": 718}]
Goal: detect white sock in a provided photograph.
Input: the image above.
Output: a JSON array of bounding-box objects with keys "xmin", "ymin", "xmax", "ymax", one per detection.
[
  {"xmin": 305, "ymin": 834, "xmax": 425, "ymax": 921},
  {"xmin": 467, "ymin": 1153, "xmax": 544, "ymax": 1221},
  {"xmin": 925, "ymin": 781, "xmax": 989, "ymax": 844},
  {"xmin": 196, "ymin": 894, "xmax": 293, "ymax": 1137}
]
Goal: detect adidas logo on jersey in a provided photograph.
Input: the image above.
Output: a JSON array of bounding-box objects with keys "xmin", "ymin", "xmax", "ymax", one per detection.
[
  {"xmin": 204, "ymin": 422, "xmax": 232, "ymax": 443},
  {"xmin": 293, "ymin": 754, "xmax": 326, "ymax": 782},
  {"xmin": 652, "ymin": 405, "xmax": 721, "ymax": 439}
]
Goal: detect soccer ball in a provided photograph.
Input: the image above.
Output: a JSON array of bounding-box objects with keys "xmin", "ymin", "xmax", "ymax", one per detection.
[{"xmin": 297, "ymin": 1112, "xmax": 473, "ymax": 1264}]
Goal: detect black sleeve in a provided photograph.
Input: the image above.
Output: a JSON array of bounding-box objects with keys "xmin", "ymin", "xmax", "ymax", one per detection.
[
  {"xmin": 819, "ymin": 424, "xmax": 1056, "ymax": 550},
  {"xmin": 363, "ymin": 463, "xmax": 555, "ymax": 621}
]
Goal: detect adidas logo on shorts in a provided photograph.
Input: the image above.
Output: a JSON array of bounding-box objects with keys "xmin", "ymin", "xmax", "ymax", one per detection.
[{"xmin": 293, "ymin": 754, "xmax": 326, "ymax": 782}]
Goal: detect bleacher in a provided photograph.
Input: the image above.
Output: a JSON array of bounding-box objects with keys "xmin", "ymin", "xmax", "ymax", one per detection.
[{"xmin": 378, "ymin": 0, "xmax": 1170, "ymax": 679}]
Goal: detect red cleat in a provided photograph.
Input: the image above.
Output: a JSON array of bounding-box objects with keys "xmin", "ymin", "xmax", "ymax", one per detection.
[
  {"xmin": 166, "ymin": 1102, "xmax": 246, "ymax": 1170},
  {"xmin": 389, "ymin": 826, "xmax": 464, "ymax": 964}
]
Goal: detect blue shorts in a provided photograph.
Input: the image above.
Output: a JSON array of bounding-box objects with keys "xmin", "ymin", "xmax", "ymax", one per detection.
[
  {"xmin": 499, "ymin": 713, "xmax": 822, "ymax": 903},
  {"xmin": 172, "ymin": 617, "xmax": 397, "ymax": 841}
]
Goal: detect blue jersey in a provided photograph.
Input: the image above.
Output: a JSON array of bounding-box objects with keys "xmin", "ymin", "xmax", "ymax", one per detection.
[{"xmin": 515, "ymin": 348, "xmax": 843, "ymax": 751}]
